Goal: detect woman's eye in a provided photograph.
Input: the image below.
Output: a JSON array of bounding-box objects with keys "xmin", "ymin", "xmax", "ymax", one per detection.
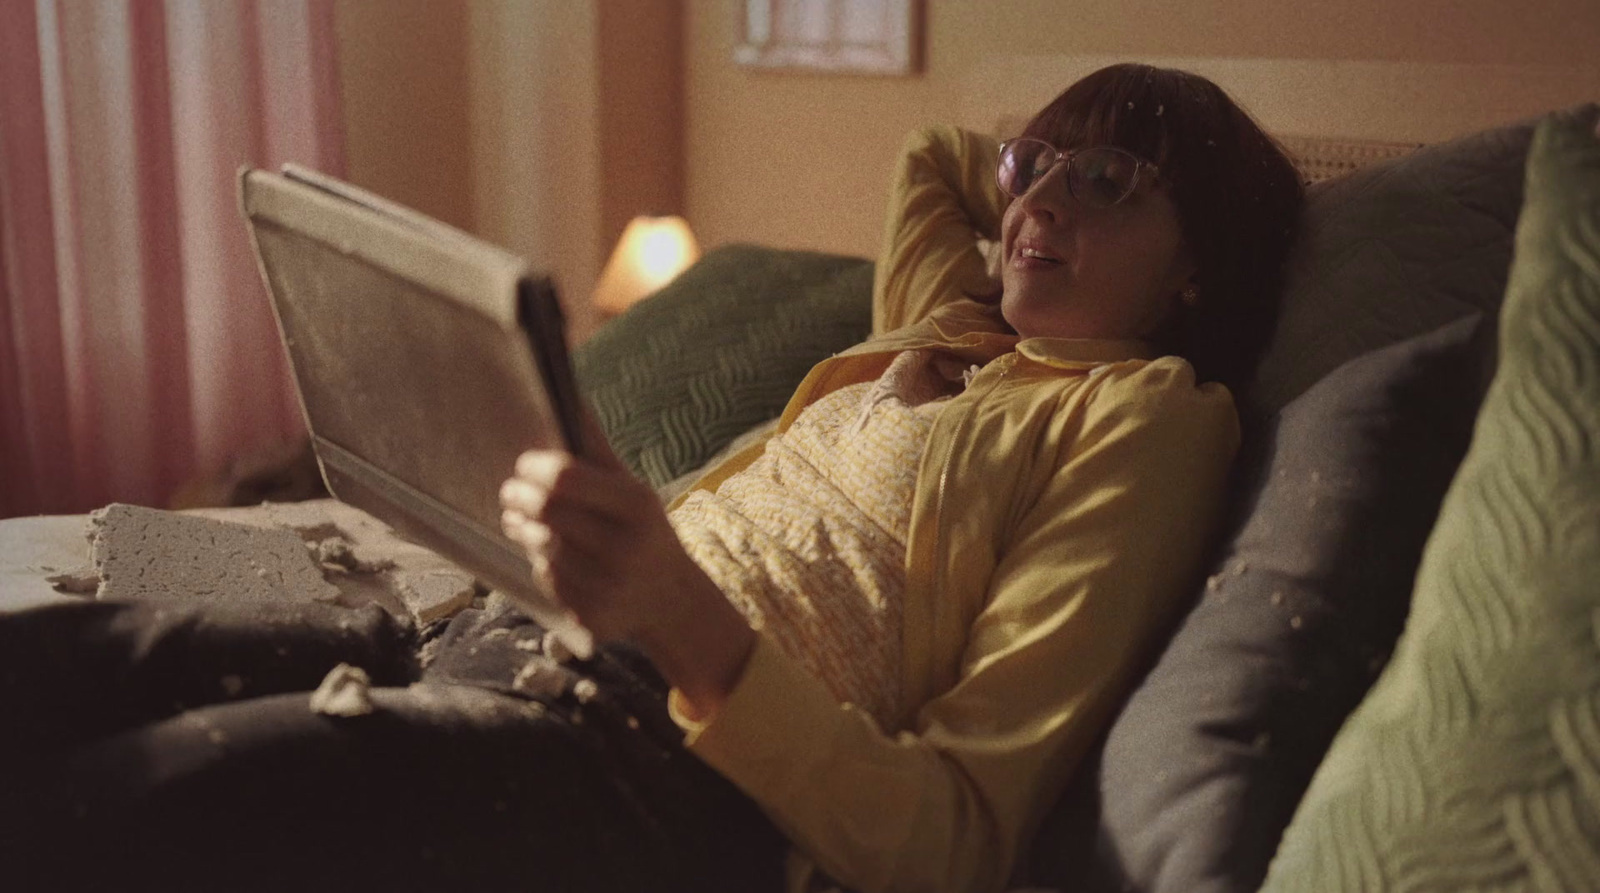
[{"xmin": 1084, "ymin": 174, "xmax": 1125, "ymax": 203}]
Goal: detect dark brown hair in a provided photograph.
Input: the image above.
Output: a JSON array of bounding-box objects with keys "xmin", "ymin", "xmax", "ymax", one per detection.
[{"xmin": 1022, "ymin": 63, "xmax": 1304, "ymax": 395}]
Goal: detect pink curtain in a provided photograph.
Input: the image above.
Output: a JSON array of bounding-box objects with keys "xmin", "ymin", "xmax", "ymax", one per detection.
[{"xmin": 0, "ymin": 0, "xmax": 344, "ymax": 519}]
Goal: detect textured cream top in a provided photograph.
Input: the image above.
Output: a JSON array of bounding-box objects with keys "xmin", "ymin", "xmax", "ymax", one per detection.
[{"xmin": 670, "ymin": 350, "xmax": 962, "ymax": 729}]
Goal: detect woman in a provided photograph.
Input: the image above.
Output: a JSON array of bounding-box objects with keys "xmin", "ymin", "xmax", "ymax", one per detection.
[
  {"xmin": 3, "ymin": 64, "xmax": 1302, "ymax": 893},
  {"xmin": 498, "ymin": 63, "xmax": 1303, "ymax": 892}
]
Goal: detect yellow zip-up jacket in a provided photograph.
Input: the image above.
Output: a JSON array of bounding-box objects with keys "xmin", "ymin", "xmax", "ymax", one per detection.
[{"xmin": 668, "ymin": 126, "xmax": 1239, "ymax": 893}]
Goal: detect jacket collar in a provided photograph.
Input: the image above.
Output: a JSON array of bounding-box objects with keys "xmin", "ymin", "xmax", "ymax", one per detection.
[
  {"xmin": 1017, "ymin": 336, "xmax": 1156, "ymax": 368},
  {"xmin": 851, "ymin": 299, "xmax": 1157, "ymax": 368}
]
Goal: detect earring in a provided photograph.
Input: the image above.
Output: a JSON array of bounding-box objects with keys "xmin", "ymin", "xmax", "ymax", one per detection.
[{"xmin": 1179, "ymin": 284, "xmax": 1200, "ymax": 307}]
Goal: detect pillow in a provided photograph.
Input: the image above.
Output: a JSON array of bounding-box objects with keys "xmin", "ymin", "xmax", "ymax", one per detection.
[
  {"xmin": 1027, "ymin": 311, "xmax": 1489, "ymax": 893},
  {"xmin": 1260, "ymin": 105, "xmax": 1600, "ymax": 892},
  {"xmin": 573, "ymin": 244, "xmax": 872, "ymax": 489},
  {"xmin": 1249, "ymin": 104, "xmax": 1598, "ymax": 416}
]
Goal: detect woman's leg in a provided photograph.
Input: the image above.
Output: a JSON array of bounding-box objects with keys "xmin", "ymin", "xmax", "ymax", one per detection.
[
  {"xmin": 14, "ymin": 601, "xmax": 786, "ymax": 892},
  {"xmin": 0, "ymin": 598, "xmax": 415, "ymax": 760},
  {"xmin": 420, "ymin": 600, "xmax": 791, "ymax": 892}
]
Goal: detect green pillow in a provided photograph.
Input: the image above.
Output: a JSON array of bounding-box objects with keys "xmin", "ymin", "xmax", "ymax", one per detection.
[
  {"xmin": 573, "ymin": 244, "xmax": 872, "ymax": 488},
  {"xmin": 1260, "ymin": 107, "xmax": 1600, "ymax": 891}
]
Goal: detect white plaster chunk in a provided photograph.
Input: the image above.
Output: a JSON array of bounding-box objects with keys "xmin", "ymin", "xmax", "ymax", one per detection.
[
  {"xmin": 308, "ymin": 663, "xmax": 375, "ymax": 717},
  {"xmin": 90, "ymin": 504, "xmax": 339, "ymax": 605},
  {"xmin": 511, "ymin": 656, "xmax": 569, "ymax": 699},
  {"xmin": 572, "ymin": 678, "xmax": 598, "ymax": 704},
  {"xmin": 391, "ymin": 568, "xmax": 477, "ymax": 625}
]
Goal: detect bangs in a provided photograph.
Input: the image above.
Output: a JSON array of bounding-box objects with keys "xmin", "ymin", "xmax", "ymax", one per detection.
[{"xmin": 1022, "ymin": 64, "xmax": 1214, "ymax": 173}]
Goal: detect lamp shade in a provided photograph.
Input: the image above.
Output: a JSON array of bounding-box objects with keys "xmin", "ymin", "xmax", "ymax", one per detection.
[{"xmin": 591, "ymin": 215, "xmax": 701, "ymax": 316}]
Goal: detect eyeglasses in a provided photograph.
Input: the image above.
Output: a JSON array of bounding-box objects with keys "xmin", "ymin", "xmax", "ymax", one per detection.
[{"xmin": 996, "ymin": 138, "xmax": 1160, "ymax": 208}]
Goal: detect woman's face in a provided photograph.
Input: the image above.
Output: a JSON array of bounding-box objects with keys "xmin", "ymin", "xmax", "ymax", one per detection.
[{"xmin": 999, "ymin": 148, "xmax": 1195, "ymax": 341}]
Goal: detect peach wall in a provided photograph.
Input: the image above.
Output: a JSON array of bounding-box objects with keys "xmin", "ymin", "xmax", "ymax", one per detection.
[
  {"xmin": 685, "ymin": 0, "xmax": 1600, "ymax": 262},
  {"xmin": 336, "ymin": 0, "xmax": 683, "ymax": 342},
  {"xmin": 334, "ymin": 0, "xmax": 472, "ymax": 231}
]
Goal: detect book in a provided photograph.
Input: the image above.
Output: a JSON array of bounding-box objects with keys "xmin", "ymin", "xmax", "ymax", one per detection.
[{"xmin": 239, "ymin": 164, "xmax": 594, "ymax": 658}]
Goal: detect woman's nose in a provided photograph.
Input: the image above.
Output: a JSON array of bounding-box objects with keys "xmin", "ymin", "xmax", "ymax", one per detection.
[{"xmin": 1017, "ymin": 164, "xmax": 1074, "ymax": 223}]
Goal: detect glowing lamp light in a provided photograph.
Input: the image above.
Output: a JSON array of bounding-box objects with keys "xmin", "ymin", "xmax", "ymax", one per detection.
[{"xmin": 592, "ymin": 215, "xmax": 701, "ymax": 317}]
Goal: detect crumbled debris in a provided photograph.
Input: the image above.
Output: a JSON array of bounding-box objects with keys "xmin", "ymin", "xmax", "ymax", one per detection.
[
  {"xmin": 220, "ymin": 675, "xmax": 245, "ymax": 698},
  {"xmin": 46, "ymin": 567, "xmax": 99, "ymax": 595},
  {"xmin": 572, "ymin": 678, "xmax": 598, "ymax": 704},
  {"xmin": 542, "ymin": 630, "xmax": 574, "ymax": 664},
  {"xmin": 1269, "ymin": 590, "xmax": 1285, "ymax": 606},
  {"xmin": 309, "ymin": 663, "xmax": 375, "ymax": 717},
  {"xmin": 514, "ymin": 637, "xmax": 541, "ymax": 653},
  {"xmin": 309, "ymin": 535, "xmax": 395, "ymax": 575},
  {"xmin": 417, "ymin": 635, "xmax": 445, "ymax": 670},
  {"xmin": 511, "ymin": 657, "xmax": 569, "ymax": 699}
]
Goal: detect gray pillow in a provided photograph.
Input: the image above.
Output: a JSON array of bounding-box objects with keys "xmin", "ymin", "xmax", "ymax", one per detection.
[
  {"xmin": 1029, "ymin": 313, "xmax": 1489, "ymax": 893},
  {"xmin": 1247, "ymin": 109, "xmax": 1589, "ymax": 415},
  {"xmin": 574, "ymin": 244, "xmax": 872, "ymax": 488}
]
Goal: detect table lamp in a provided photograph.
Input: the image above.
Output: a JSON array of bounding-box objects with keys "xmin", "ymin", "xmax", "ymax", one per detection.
[{"xmin": 591, "ymin": 215, "xmax": 701, "ymax": 317}]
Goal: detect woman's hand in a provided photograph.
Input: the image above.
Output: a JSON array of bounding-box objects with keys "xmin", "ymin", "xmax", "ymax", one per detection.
[{"xmin": 498, "ymin": 416, "xmax": 754, "ymax": 718}]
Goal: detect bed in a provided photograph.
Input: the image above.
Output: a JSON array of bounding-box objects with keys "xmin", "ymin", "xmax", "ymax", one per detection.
[{"xmin": 3, "ymin": 62, "xmax": 1597, "ymax": 891}]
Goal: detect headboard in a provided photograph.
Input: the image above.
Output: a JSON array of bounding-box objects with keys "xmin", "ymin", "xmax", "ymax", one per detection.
[{"xmin": 1275, "ymin": 135, "xmax": 1422, "ymax": 183}]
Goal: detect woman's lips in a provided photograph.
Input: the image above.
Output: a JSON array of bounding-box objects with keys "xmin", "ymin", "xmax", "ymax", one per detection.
[{"xmin": 1012, "ymin": 241, "xmax": 1063, "ymax": 269}]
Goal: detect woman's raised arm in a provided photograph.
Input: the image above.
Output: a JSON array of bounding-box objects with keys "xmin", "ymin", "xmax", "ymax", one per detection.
[{"xmin": 872, "ymin": 125, "xmax": 1006, "ymax": 334}]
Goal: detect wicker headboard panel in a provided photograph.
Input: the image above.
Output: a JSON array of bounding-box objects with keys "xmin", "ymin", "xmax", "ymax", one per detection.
[{"xmin": 1277, "ymin": 134, "xmax": 1423, "ymax": 183}]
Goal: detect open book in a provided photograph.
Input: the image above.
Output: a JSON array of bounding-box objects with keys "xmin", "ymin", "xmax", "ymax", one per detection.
[{"xmin": 239, "ymin": 164, "xmax": 593, "ymax": 658}]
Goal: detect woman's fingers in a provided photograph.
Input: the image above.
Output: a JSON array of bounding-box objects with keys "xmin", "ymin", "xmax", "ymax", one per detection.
[
  {"xmin": 498, "ymin": 442, "xmax": 696, "ymax": 644},
  {"xmin": 505, "ymin": 450, "xmax": 645, "ymax": 526}
]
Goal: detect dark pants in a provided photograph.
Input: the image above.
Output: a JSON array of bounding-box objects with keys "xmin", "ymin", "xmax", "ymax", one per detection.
[{"xmin": 0, "ymin": 598, "xmax": 785, "ymax": 892}]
